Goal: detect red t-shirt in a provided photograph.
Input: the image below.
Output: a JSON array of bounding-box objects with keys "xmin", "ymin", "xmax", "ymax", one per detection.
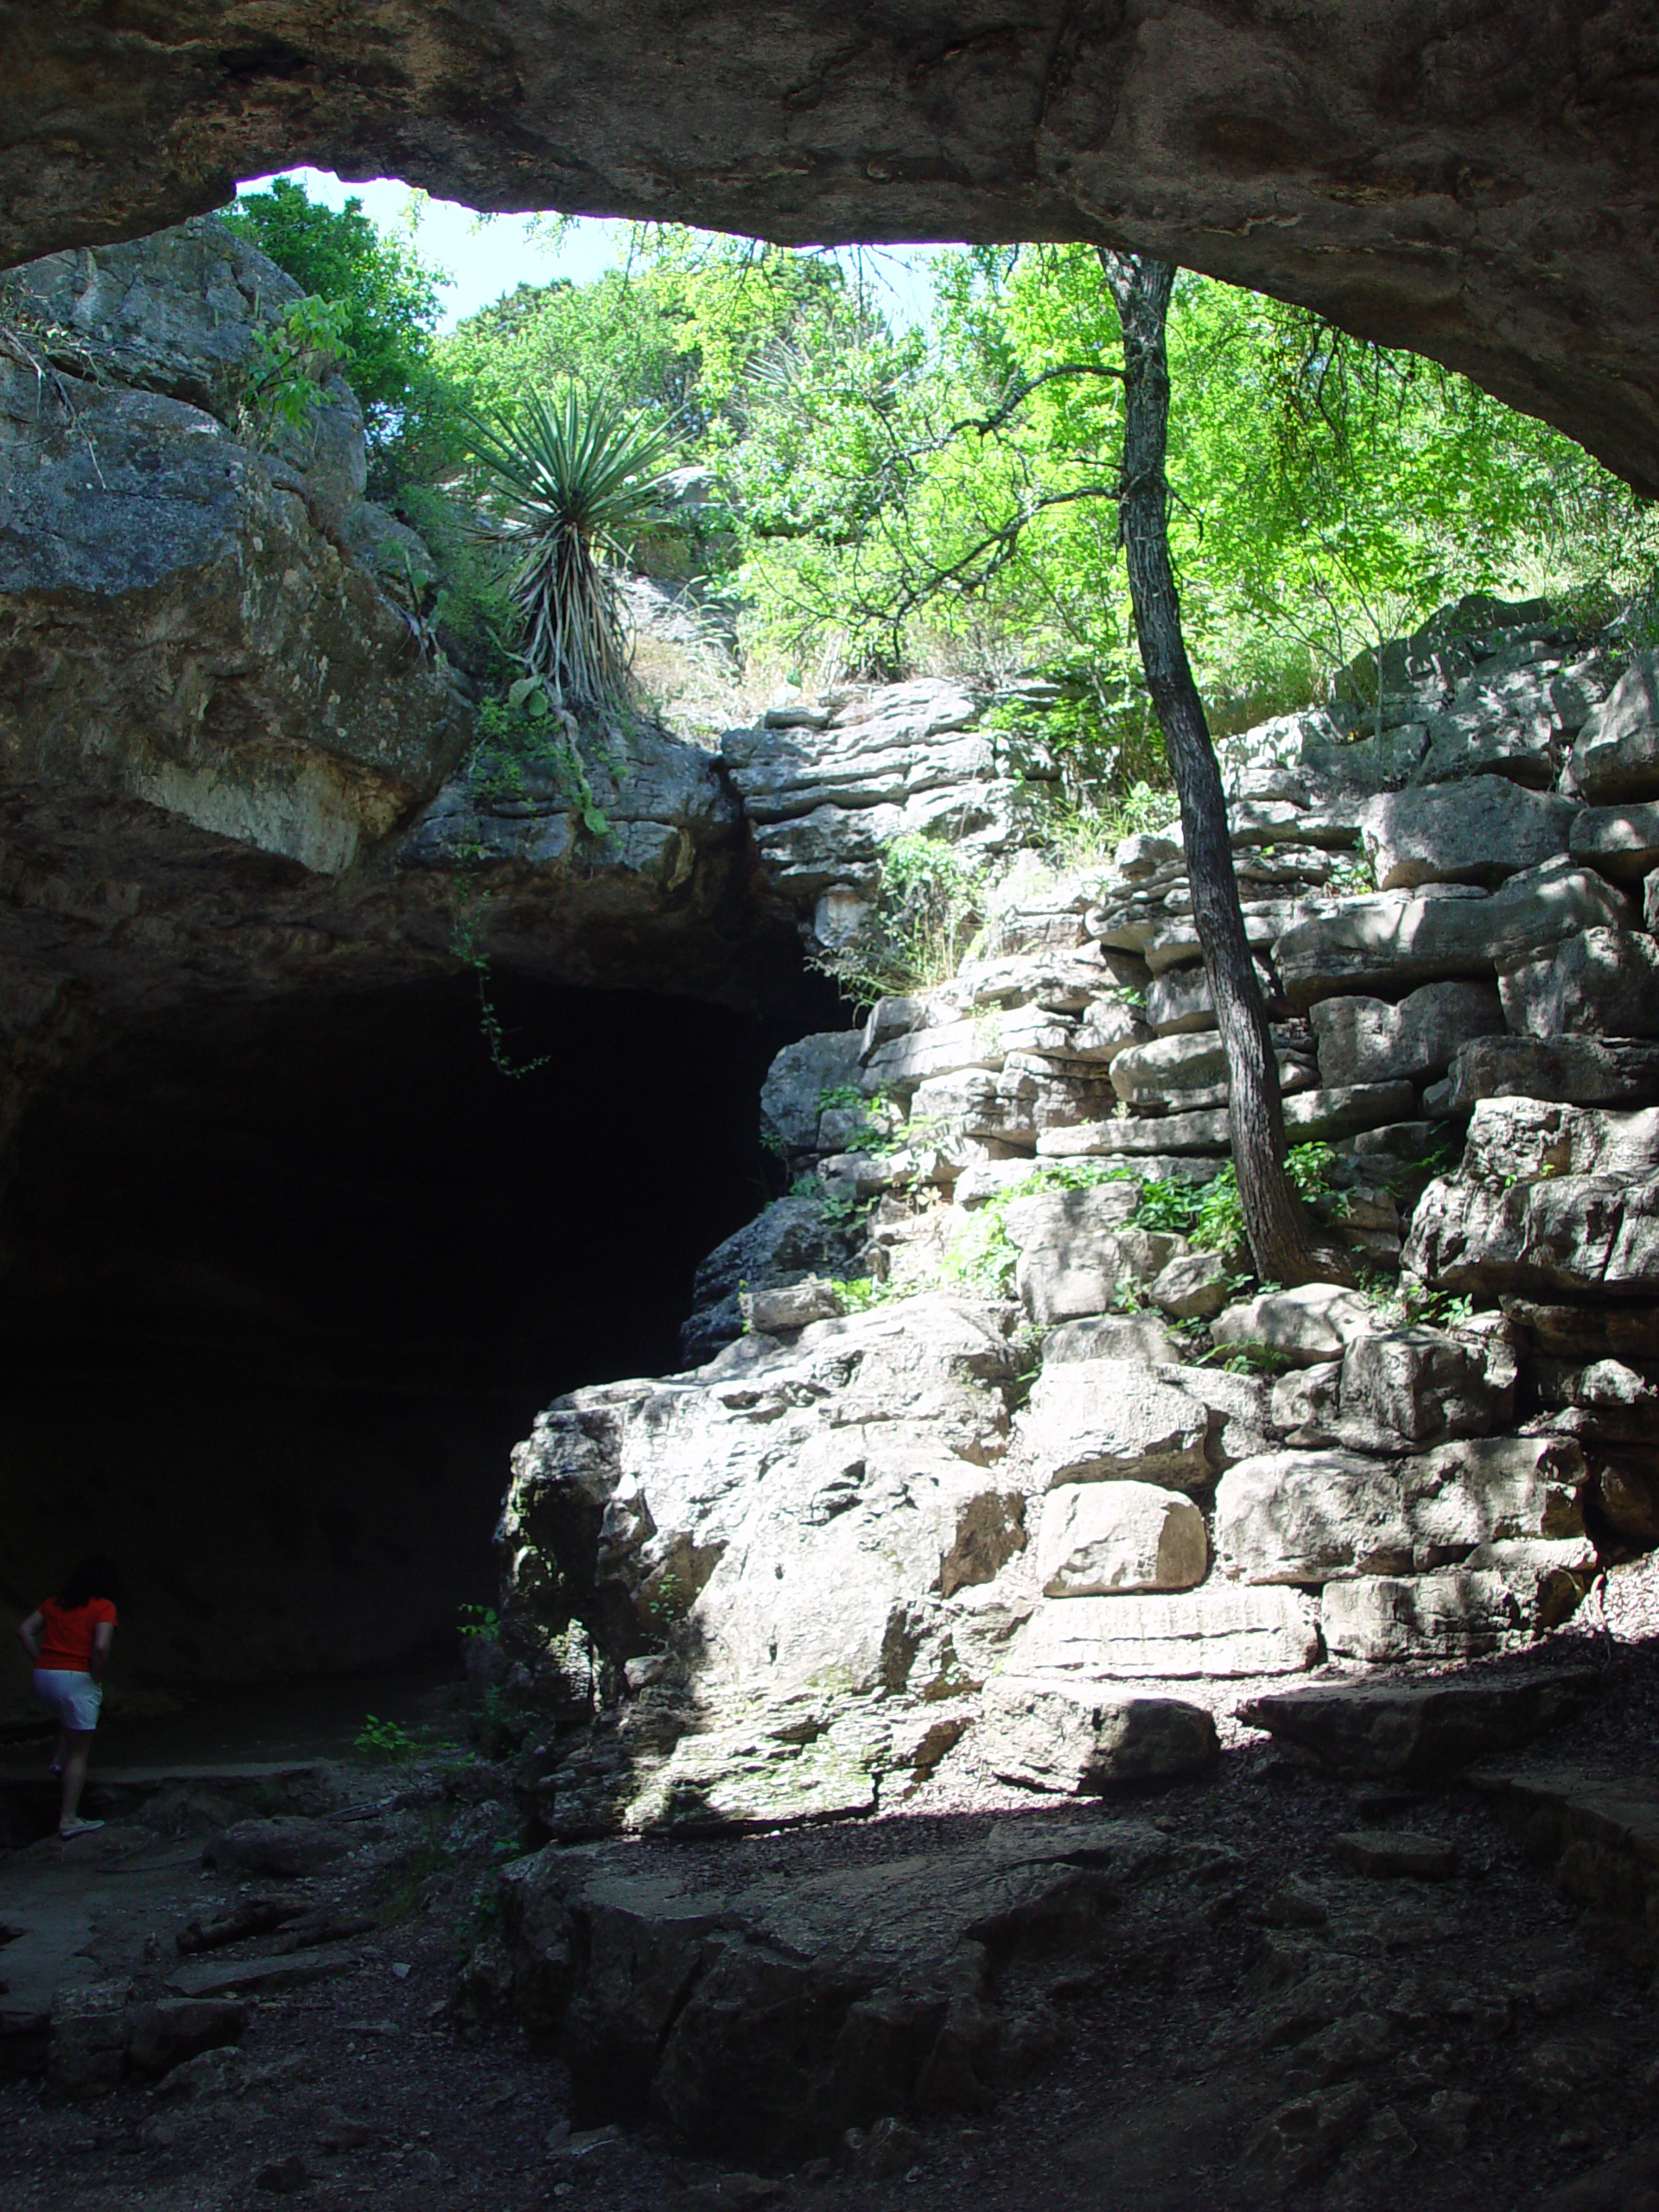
[{"xmin": 35, "ymin": 1598, "xmax": 117, "ymax": 1672}]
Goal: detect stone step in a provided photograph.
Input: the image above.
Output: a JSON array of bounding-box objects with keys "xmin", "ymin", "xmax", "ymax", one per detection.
[
  {"xmin": 1464, "ymin": 1759, "xmax": 1659, "ymax": 1938},
  {"xmin": 168, "ymin": 1941, "xmax": 370, "ymax": 2000},
  {"xmin": 1036, "ymin": 1083, "xmax": 1418, "ymax": 1159},
  {"xmin": 1235, "ymin": 1667, "xmax": 1599, "ymax": 1780},
  {"xmin": 1014, "ymin": 1586, "xmax": 1320, "ymax": 1680},
  {"xmin": 0, "ymin": 1762, "xmax": 323, "ymax": 1792}
]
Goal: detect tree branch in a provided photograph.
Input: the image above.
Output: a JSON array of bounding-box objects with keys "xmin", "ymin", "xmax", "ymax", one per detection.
[{"xmin": 947, "ymin": 359, "xmax": 1125, "ymax": 442}]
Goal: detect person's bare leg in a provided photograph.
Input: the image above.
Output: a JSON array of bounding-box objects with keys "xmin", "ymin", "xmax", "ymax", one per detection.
[
  {"xmin": 59, "ymin": 1732, "xmax": 93, "ymax": 1830},
  {"xmin": 49, "ymin": 1726, "xmax": 64, "ymax": 1777}
]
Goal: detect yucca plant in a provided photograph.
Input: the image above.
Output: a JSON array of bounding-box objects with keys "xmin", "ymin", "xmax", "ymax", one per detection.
[{"xmin": 463, "ymin": 384, "xmax": 675, "ymax": 707}]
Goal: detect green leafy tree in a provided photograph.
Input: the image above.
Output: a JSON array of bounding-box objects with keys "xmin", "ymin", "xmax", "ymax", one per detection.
[
  {"xmin": 439, "ymin": 228, "xmax": 851, "ymax": 444},
  {"xmin": 226, "ymin": 176, "xmax": 451, "ymax": 490},
  {"xmin": 729, "ymin": 242, "xmax": 1652, "ymax": 741}
]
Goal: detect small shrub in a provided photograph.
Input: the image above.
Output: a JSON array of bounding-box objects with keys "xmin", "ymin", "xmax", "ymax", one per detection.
[
  {"xmin": 242, "ymin": 295, "xmax": 353, "ymax": 447},
  {"xmin": 462, "ymin": 381, "xmax": 676, "ymax": 709},
  {"xmin": 467, "ymin": 686, "xmax": 616, "ymax": 841},
  {"xmin": 813, "ymin": 833, "xmax": 989, "ymax": 1008},
  {"xmin": 1040, "ymin": 779, "xmax": 1182, "ymax": 874},
  {"xmin": 355, "ymin": 1713, "xmax": 419, "ymax": 1762},
  {"xmin": 941, "ymin": 1160, "xmax": 1140, "ymax": 1299}
]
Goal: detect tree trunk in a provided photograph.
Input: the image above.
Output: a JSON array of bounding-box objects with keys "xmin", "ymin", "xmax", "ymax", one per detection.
[{"xmin": 1096, "ymin": 248, "xmax": 1330, "ymax": 1286}]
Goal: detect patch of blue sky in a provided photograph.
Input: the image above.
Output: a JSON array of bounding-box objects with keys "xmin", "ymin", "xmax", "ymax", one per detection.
[{"xmin": 234, "ymin": 168, "xmax": 950, "ymax": 334}]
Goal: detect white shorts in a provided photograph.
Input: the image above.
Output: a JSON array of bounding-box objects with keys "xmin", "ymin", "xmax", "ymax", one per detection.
[{"xmin": 33, "ymin": 1669, "xmax": 102, "ymax": 1732}]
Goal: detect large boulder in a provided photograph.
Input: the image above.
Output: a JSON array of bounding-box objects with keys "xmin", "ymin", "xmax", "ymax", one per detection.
[
  {"xmin": 758, "ymin": 1032, "xmax": 863, "ymax": 1160},
  {"xmin": 1358, "ymin": 780, "xmax": 1577, "ymax": 891},
  {"xmin": 1212, "ymin": 1437, "xmax": 1584, "ymax": 1585},
  {"xmin": 0, "ymin": 219, "xmax": 470, "ymax": 878},
  {"xmin": 720, "ymin": 682, "xmax": 1043, "ymax": 902},
  {"xmin": 8, "ymin": 220, "xmax": 365, "ymax": 521},
  {"xmin": 1446, "ymin": 1034, "xmax": 1659, "ymax": 1113},
  {"xmin": 499, "ymin": 1294, "xmax": 1033, "ymax": 1828},
  {"xmin": 1001, "ymin": 1187, "xmax": 1180, "ymax": 1325},
  {"xmin": 1144, "ymin": 957, "xmax": 1279, "ymax": 1034},
  {"xmin": 1012, "ymin": 1587, "xmax": 1319, "ymax": 1679},
  {"xmin": 486, "ymin": 1813, "xmax": 1173, "ymax": 2158},
  {"xmin": 1570, "ymin": 800, "xmax": 1659, "ymax": 882},
  {"xmin": 1568, "ymin": 654, "xmax": 1659, "ymax": 802},
  {"xmin": 1237, "ymin": 1669, "xmax": 1598, "ymax": 1779},
  {"xmin": 1042, "ymin": 1313, "xmax": 1179, "ymax": 1366},
  {"xmin": 1035, "ymin": 1480, "xmax": 1208, "ymax": 1595},
  {"xmin": 1405, "ymin": 1099, "xmax": 1659, "ymax": 1296},
  {"xmin": 1336, "ymin": 1326, "xmax": 1512, "ymax": 1450},
  {"xmin": 978, "ymin": 1680, "xmax": 1217, "ymax": 1793},
  {"xmin": 1449, "ymin": 1096, "xmax": 1659, "ymax": 1185},
  {"xmin": 678, "ymin": 1195, "xmax": 846, "ymax": 1365},
  {"xmin": 1273, "ymin": 861, "xmax": 1632, "ymax": 1007},
  {"xmin": 1499, "ymin": 927, "xmax": 1659, "ymax": 1039},
  {"xmin": 1406, "ymin": 1171, "xmax": 1659, "ymax": 1298},
  {"xmin": 1320, "ymin": 1560, "xmax": 1590, "ymax": 1659},
  {"xmin": 1108, "ymin": 1027, "xmax": 1317, "ymax": 1110},
  {"xmin": 1310, "ymin": 982, "xmax": 1504, "ymax": 1088},
  {"xmin": 1210, "ymin": 1283, "xmax": 1376, "ymax": 1368},
  {"xmin": 1014, "ymin": 1361, "xmax": 1215, "ymax": 1491},
  {"xmin": 3, "ymin": 411, "xmax": 467, "ymax": 875}
]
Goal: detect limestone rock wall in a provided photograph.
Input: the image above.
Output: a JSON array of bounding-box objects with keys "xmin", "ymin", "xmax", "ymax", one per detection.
[
  {"xmin": 721, "ymin": 679, "xmax": 1051, "ymax": 931},
  {"xmin": 494, "ymin": 594, "xmax": 1659, "ymax": 1835}
]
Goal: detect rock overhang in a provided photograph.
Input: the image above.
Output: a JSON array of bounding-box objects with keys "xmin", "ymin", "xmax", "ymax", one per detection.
[{"xmin": 3, "ymin": 3, "xmax": 1659, "ymax": 490}]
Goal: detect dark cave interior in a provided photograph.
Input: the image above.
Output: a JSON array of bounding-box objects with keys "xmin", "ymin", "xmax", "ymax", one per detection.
[{"xmin": 0, "ymin": 969, "xmax": 845, "ymax": 1714}]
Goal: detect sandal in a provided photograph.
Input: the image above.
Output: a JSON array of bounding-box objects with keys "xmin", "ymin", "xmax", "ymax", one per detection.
[{"xmin": 57, "ymin": 1818, "xmax": 104, "ymax": 1840}]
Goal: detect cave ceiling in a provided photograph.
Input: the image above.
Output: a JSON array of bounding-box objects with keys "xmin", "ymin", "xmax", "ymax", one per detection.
[{"xmin": 4, "ymin": 3, "xmax": 1658, "ymax": 490}]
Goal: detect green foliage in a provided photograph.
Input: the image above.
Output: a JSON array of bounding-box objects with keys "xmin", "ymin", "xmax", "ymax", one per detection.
[
  {"xmin": 392, "ymin": 481, "xmax": 520, "ymax": 683},
  {"xmin": 730, "ymin": 238, "xmax": 1653, "ymax": 750},
  {"xmin": 226, "ymin": 176, "xmax": 451, "ymax": 491},
  {"xmin": 448, "ymin": 858, "xmax": 553, "ymax": 1081},
  {"xmin": 457, "ymin": 1605, "xmax": 499, "ymax": 1643},
  {"xmin": 942, "ymin": 1160, "xmax": 1139, "ymax": 1298},
  {"xmin": 355, "ymin": 1713, "xmax": 419, "ymax": 1762},
  {"xmin": 647, "ymin": 1570, "xmax": 688, "ymax": 1622},
  {"xmin": 814, "ymin": 833, "xmax": 988, "ymax": 1009},
  {"xmin": 830, "ymin": 1274, "xmax": 899, "ymax": 1314},
  {"xmin": 1384, "ymin": 1279, "xmax": 1476, "ymax": 1330},
  {"xmin": 817, "ymin": 1187, "xmax": 874, "ymax": 1235},
  {"xmin": 464, "ymin": 383, "xmax": 676, "ymax": 708},
  {"xmin": 1039, "ymin": 779, "xmax": 1182, "ymax": 874},
  {"xmin": 472, "ymin": 683, "xmax": 616, "ymax": 839},
  {"xmin": 1326, "ymin": 851, "xmax": 1377, "ymax": 897},
  {"xmin": 440, "ymin": 231, "xmax": 850, "ymax": 449},
  {"xmin": 225, "ymin": 190, "xmax": 1656, "ymax": 849},
  {"xmin": 1130, "ymin": 1144, "xmax": 1346, "ymax": 1261},
  {"xmin": 242, "ymin": 294, "xmax": 352, "ymax": 445}
]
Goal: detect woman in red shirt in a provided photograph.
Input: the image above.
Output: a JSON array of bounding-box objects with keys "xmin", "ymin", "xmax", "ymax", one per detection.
[{"xmin": 16, "ymin": 1557, "xmax": 122, "ymax": 1840}]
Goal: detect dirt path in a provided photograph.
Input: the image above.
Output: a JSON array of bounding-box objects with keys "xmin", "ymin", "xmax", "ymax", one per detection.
[{"xmin": 0, "ymin": 1645, "xmax": 1654, "ymax": 2212}]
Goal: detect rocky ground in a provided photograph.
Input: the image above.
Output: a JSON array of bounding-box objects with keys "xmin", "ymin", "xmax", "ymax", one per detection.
[{"xmin": 1, "ymin": 1589, "xmax": 1656, "ymax": 2212}]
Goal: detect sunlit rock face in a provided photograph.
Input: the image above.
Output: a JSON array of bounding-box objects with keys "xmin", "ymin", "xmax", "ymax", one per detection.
[
  {"xmin": 0, "ymin": 219, "xmax": 470, "ymax": 876},
  {"xmin": 4, "ymin": 3, "xmax": 1659, "ymax": 490}
]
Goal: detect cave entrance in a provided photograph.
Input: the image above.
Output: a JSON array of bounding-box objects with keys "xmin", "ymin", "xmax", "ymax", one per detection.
[{"xmin": 0, "ymin": 972, "xmax": 841, "ymax": 1720}]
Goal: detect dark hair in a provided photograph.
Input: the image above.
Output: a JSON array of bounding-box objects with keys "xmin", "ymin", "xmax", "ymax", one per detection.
[{"xmin": 56, "ymin": 1556, "xmax": 124, "ymax": 1611}]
